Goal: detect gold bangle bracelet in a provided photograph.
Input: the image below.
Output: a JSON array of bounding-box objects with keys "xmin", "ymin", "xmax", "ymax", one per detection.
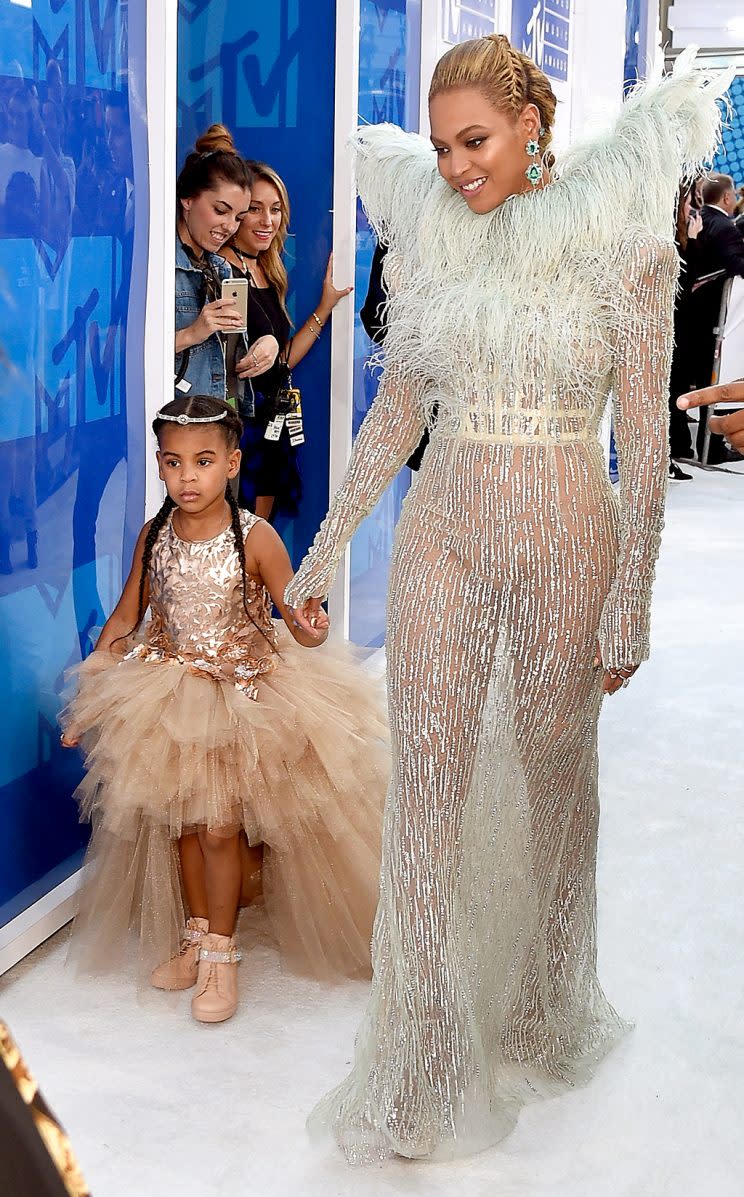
[{"xmin": 311, "ymin": 311, "xmax": 324, "ymax": 330}]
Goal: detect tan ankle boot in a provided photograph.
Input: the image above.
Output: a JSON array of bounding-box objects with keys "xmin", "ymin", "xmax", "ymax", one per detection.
[
  {"xmin": 150, "ymin": 917, "xmax": 209, "ymax": 991},
  {"xmin": 191, "ymin": 933, "xmax": 242, "ymax": 1023}
]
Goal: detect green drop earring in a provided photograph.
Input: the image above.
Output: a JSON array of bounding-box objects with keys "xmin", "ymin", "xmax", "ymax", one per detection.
[{"xmin": 525, "ymin": 128, "xmax": 545, "ymax": 187}]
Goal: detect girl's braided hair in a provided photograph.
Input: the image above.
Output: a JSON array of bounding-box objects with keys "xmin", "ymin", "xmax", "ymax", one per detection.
[{"xmin": 120, "ymin": 395, "xmax": 274, "ymax": 650}]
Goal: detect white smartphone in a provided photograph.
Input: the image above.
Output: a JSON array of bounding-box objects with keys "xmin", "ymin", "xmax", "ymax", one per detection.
[{"xmin": 221, "ymin": 277, "xmax": 249, "ymax": 333}]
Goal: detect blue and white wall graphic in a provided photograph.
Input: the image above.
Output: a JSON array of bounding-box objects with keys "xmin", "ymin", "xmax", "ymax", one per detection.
[
  {"xmin": 0, "ymin": 0, "xmax": 149, "ymax": 934},
  {"xmin": 177, "ymin": 0, "xmax": 337, "ymax": 570},
  {"xmin": 442, "ymin": 0, "xmax": 498, "ymax": 43},
  {"xmin": 511, "ymin": 0, "xmax": 571, "ymax": 83},
  {"xmin": 349, "ymin": 0, "xmax": 421, "ymax": 648}
]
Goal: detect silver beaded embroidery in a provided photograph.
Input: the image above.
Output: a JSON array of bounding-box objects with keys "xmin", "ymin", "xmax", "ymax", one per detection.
[{"xmin": 285, "ymin": 54, "xmax": 730, "ymax": 1164}]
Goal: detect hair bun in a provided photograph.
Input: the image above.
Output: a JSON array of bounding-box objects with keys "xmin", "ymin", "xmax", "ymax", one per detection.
[{"xmin": 194, "ymin": 123, "xmax": 237, "ymax": 156}]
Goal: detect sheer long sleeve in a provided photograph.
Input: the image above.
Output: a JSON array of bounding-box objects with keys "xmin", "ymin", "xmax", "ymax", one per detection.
[
  {"xmin": 284, "ymin": 365, "xmax": 426, "ymax": 607},
  {"xmin": 598, "ymin": 237, "xmax": 678, "ymax": 671}
]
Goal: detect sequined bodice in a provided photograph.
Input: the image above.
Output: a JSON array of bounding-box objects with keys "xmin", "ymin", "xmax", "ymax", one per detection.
[{"xmin": 132, "ymin": 510, "xmax": 277, "ymax": 697}]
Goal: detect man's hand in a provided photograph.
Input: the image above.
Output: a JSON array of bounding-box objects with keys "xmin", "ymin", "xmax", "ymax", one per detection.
[{"xmin": 677, "ymin": 382, "xmax": 744, "ymax": 451}]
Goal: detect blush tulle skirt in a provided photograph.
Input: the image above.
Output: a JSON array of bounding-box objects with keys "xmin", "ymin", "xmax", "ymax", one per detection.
[{"xmin": 60, "ymin": 630, "xmax": 388, "ymax": 983}]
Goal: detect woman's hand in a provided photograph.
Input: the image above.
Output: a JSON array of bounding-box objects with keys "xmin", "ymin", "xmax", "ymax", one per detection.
[
  {"xmin": 593, "ymin": 648, "xmax": 639, "ymax": 695},
  {"xmin": 687, "ymin": 210, "xmax": 703, "ymax": 240},
  {"xmin": 179, "ymin": 298, "xmax": 243, "ymax": 350},
  {"xmin": 317, "ymin": 253, "xmax": 353, "ymax": 318},
  {"xmin": 290, "ymin": 597, "xmax": 328, "ymax": 639},
  {"xmin": 236, "ymin": 334, "xmax": 280, "ymax": 379}
]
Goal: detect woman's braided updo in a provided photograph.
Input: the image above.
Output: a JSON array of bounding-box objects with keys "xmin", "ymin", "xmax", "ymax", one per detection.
[{"xmin": 429, "ymin": 33, "xmax": 557, "ymax": 155}]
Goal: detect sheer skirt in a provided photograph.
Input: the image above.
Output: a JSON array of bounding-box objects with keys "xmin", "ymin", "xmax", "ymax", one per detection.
[{"xmin": 309, "ymin": 438, "xmax": 629, "ymax": 1161}]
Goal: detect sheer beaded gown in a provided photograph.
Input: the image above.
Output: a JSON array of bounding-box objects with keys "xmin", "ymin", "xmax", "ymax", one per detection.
[{"xmin": 285, "ymin": 53, "xmax": 732, "ymax": 1162}]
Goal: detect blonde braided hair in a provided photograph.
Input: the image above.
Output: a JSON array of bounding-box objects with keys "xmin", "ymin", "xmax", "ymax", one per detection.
[{"xmin": 429, "ymin": 34, "xmax": 556, "ymax": 154}]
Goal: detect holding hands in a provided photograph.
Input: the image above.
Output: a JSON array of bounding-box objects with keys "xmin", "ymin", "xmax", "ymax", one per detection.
[{"xmin": 290, "ymin": 597, "xmax": 329, "ymax": 640}]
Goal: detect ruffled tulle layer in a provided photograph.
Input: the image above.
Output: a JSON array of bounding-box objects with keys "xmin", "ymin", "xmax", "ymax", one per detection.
[{"xmin": 61, "ymin": 631, "xmax": 388, "ymax": 982}]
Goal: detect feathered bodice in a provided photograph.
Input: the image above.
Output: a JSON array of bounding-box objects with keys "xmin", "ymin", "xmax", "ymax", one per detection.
[
  {"xmin": 131, "ymin": 510, "xmax": 278, "ymax": 699},
  {"xmin": 350, "ymin": 47, "xmax": 732, "ymax": 444}
]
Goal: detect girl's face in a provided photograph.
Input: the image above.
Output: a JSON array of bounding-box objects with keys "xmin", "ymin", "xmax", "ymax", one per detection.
[
  {"xmin": 180, "ymin": 182, "xmax": 251, "ymax": 255},
  {"xmin": 235, "ymin": 178, "xmax": 283, "ymax": 255},
  {"xmin": 157, "ymin": 425, "xmax": 240, "ymax": 514},
  {"xmin": 429, "ymin": 88, "xmax": 543, "ymax": 214}
]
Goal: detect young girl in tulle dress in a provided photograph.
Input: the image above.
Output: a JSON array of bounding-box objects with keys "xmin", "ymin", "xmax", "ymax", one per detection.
[{"xmin": 61, "ymin": 395, "xmax": 387, "ymax": 1023}]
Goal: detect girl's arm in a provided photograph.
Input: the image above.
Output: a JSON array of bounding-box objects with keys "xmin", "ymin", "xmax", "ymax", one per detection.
[
  {"xmin": 246, "ymin": 522, "xmax": 329, "ymax": 648},
  {"xmin": 287, "ymin": 254, "xmax": 352, "ymax": 369},
  {"xmin": 95, "ymin": 523, "xmax": 151, "ymax": 654}
]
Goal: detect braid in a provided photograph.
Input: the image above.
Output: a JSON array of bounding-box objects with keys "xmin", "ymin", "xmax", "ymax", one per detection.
[
  {"xmin": 429, "ymin": 32, "xmax": 557, "ymax": 154},
  {"xmin": 226, "ymin": 484, "xmax": 249, "ymax": 619},
  {"xmin": 494, "ymin": 34, "xmax": 526, "ymax": 119},
  {"xmin": 225, "ymin": 485, "xmax": 277, "ymax": 652},
  {"xmin": 111, "ymin": 494, "xmax": 175, "ymax": 649}
]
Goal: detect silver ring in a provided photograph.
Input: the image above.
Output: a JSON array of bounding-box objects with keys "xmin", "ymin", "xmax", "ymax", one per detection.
[{"xmin": 251, "ymin": 351, "xmax": 259, "ymax": 367}]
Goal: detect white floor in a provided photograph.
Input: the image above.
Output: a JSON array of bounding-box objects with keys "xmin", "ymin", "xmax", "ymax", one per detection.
[{"xmin": 2, "ymin": 464, "xmax": 743, "ymax": 1197}]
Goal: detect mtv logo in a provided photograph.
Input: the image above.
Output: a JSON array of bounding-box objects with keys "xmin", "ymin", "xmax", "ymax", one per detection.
[
  {"xmin": 443, "ymin": 0, "xmax": 497, "ymax": 45},
  {"xmin": 184, "ymin": 4, "xmax": 301, "ymax": 131}
]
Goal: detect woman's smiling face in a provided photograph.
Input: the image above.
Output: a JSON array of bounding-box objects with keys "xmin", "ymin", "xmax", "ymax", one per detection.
[
  {"xmin": 429, "ymin": 87, "xmax": 543, "ymax": 214},
  {"xmin": 235, "ymin": 178, "xmax": 283, "ymax": 255},
  {"xmin": 179, "ymin": 182, "xmax": 251, "ymax": 254}
]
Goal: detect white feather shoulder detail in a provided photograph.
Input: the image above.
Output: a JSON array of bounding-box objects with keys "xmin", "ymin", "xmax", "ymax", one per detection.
[
  {"xmin": 352, "ymin": 122, "xmax": 441, "ymax": 256},
  {"xmin": 352, "ymin": 46, "xmax": 734, "ymax": 256},
  {"xmin": 556, "ymin": 44, "xmax": 735, "ymax": 238}
]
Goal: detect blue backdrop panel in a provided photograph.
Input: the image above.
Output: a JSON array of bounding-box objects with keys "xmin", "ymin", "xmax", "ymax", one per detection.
[
  {"xmin": 177, "ymin": 0, "xmax": 337, "ymax": 568},
  {"xmin": 511, "ymin": 0, "xmax": 571, "ymax": 83},
  {"xmin": 0, "ymin": 0, "xmax": 148, "ymax": 929},
  {"xmin": 349, "ymin": 0, "xmax": 420, "ymax": 648},
  {"xmin": 444, "ymin": 0, "xmax": 497, "ymax": 43},
  {"xmin": 713, "ymin": 74, "xmax": 744, "ymax": 189}
]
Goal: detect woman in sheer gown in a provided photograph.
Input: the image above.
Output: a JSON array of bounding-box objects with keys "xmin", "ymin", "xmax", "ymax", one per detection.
[{"xmin": 285, "ymin": 38, "xmax": 732, "ymax": 1163}]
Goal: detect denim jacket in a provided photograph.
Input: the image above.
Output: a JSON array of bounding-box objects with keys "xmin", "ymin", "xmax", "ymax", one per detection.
[{"xmin": 174, "ymin": 237, "xmax": 254, "ymax": 411}]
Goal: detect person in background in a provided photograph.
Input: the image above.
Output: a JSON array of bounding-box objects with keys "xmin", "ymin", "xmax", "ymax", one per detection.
[
  {"xmin": 360, "ymin": 238, "xmax": 434, "ymax": 472},
  {"xmin": 677, "ymin": 380, "xmax": 744, "ymax": 451},
  {"xmin": 690, "ymin": 173, "xmax": 744, "ymax": 463},
  {"xmin": 175, "ymin": 125, "xmax": 278, "ymax": 407},
  {"xmin": 0, "ymin": 1021, "xmax": 89, "ymax": 1197},
  {"xmin": 668, "ymin": 182, "xmax": 702, "ymax": 479},
  {"xmin": 220, "ymin": 160, "xmax": 352, "ymax": 520}
]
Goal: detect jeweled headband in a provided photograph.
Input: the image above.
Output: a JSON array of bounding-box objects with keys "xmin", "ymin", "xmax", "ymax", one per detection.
[{"xmin": 155, "ymin": 410, "xmax": 227, "ymax": 425}]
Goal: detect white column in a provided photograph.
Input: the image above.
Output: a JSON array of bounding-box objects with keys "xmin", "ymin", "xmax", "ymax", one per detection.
[
  {"xmin": 328, "ymin": 0, "xmax": 361, "ymax": 639},
  {"xmin": 568, "ymin": 0, "xmax": 626, "ymax": 142},
  {"xmin": 143, "ymin": 0, "xmax": 178, "ymax": 517}
]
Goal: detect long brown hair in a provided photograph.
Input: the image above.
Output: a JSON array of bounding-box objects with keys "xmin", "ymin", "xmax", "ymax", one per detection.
[{"xmin": 238, "ymin": 160, "xmax": 291, "ymax": 317}]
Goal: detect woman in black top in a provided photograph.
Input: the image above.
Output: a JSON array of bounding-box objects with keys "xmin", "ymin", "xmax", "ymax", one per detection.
[
  {"xmin": 668, "ymin": 181, "xmax": 703, "ymax": 477},
  {"xmin": 221, "ymin": 160, "xmax": 351, "ymax": 520}
]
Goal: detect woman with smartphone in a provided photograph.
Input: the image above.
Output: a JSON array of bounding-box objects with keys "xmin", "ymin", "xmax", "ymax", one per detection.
[
  {"xmin": 220, "ymin": 160, "xmax": 352, "ymax": 520},
  {"xmin": 175, "ymin": 126, "xmax": 279, "ymax": 407}
]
